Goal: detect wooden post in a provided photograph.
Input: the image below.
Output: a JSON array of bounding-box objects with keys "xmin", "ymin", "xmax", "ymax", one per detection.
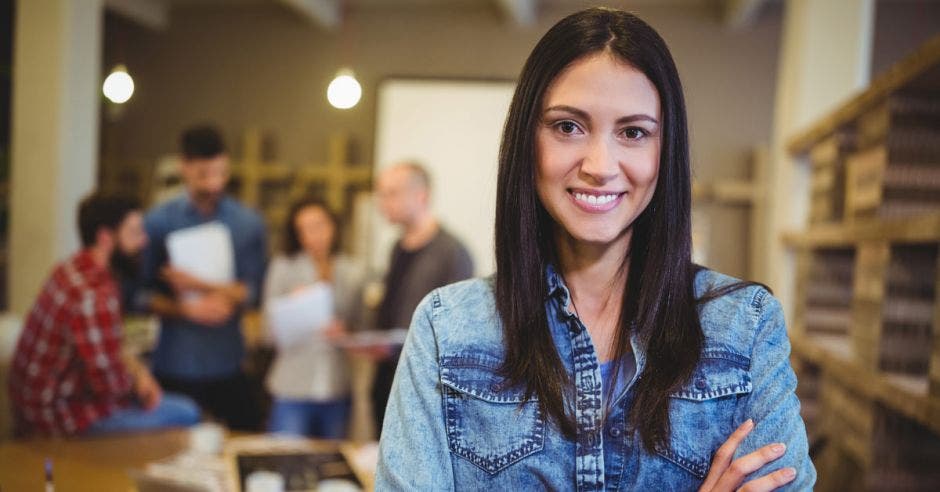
[
  {"xmin": 852, "ymin": 241, "xmax": 890, "ymax": 372},
  {"xmin": 294, "ymin": 133, "xmax": 372, "ymax": 213},
  {"xmin": 238, "ymin": 128, "xmax": 263, "ymax": 208},
  {"xmin": 930, "ymin": 253, "xmax": 940, "ymax": 399}
]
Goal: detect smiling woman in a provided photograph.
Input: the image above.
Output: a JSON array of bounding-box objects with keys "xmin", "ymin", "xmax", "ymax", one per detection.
[
  {"xmin": 536, "ymin": 53, "xmax": 661, "ymax": 251},
  {"xmin": 375, "ymin": 7, "xmax": 816, "ymax": 491}
]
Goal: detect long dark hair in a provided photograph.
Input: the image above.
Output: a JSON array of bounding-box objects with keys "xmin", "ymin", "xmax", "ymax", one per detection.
[
  {"xmin": 282, "ymin": 197, "xmax": 342, "ymax": 256},
  {"xmin": 495, "ymin": 7, "xmax": 745, "ymax": 453}
]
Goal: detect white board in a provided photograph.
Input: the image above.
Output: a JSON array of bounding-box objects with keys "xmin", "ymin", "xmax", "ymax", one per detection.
[{"xmin": 369, "ymin": 79, "xmax": 515, "ymax": 277}]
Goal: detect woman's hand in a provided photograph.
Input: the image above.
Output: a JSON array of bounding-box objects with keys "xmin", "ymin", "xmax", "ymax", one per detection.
[{"xmin": 698, "ymin": 419, "xmax": 797, "ymax": 492}]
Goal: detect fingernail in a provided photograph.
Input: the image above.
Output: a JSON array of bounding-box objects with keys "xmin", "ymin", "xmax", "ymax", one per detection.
[
  {"xmin": 772, "ymin": 443, "xmax": 786, "ymax": 454},
  {"xmin": 783, "ymin": 467, "xmax": 796, "ymax": 479},
  {"xmin": 742, "ymin": 418, "xmax": 754, "ymax": 429}
]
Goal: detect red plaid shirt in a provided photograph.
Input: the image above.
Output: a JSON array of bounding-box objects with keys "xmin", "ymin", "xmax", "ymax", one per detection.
[{"xmin": 8, "ymin": 250, "xmax": 134, "ymax": 436}]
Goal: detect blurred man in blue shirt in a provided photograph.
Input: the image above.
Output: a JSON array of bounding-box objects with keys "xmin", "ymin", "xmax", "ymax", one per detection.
[{"xmin": 139, "ymin": 124, "xmax": 266, "ymax": 430}]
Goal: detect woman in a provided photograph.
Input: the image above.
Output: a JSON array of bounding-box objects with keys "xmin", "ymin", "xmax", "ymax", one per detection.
[
  {"xmin": 263, "ymin": 197, "xmax": 365, "ymax": 438},
  {"xmin": 376, "ymin": 8, "xmax": 815, "ymax": 491}
]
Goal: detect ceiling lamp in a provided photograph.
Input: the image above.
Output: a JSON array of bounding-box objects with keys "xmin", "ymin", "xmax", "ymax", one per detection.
[
  {"xmin": 327, "ymin": 69, "xmax": 361, "ymax": 110},
  {"xmin": 103, "ymin": 64, "xmax": 135, "ymax": 104}
]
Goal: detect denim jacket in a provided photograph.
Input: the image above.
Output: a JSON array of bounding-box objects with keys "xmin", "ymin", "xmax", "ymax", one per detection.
[{"xmin": 376, "ymin": 267, "xmax": 816, "ymax": 491}]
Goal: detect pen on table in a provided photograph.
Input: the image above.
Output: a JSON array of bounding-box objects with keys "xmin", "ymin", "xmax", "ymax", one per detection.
[{"xmin": 45, "ymin": 458, "xmax": 54, "ymax": 492}]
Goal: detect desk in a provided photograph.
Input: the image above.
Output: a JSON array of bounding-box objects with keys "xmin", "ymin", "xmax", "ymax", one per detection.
[
  {"xmin": 0, "ymin": 430, "xmax": 375, "ymax": 491},
  {"xmin": 0, "ymin": 430, "xmax": 188, "ymax": 491}
]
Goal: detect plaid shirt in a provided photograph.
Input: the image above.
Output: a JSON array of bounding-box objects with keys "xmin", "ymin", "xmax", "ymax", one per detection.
[{"xmin": 8, "ymin": 249, "xmax": 134, "ymax": 436}]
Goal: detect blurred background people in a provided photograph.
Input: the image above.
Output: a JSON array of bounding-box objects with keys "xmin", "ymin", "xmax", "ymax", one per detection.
[
  {"xmin": 138, "ymin": 125, "xmax": 267, "ymax": 431},
  {"xmin": 8, "ymin": 192, "xmax": 200, "ymax": 436},
  {"xmin": 263, "ymin": 197, "xmax": 366, "ymax": 438},
  {"xmin": 370, "ymin": 162, "xmax": 473, "ymax": 435}
]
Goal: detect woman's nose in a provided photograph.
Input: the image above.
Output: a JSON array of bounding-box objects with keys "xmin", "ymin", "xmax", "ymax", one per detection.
[{"xmin": 579, "ymin": 136, "xmax": 619, "ymax": 184}]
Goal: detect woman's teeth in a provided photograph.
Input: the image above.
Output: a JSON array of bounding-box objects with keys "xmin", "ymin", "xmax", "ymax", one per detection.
[{"xmin": 573, "ymin": 192, "xmax": 618, "ymax": 205}]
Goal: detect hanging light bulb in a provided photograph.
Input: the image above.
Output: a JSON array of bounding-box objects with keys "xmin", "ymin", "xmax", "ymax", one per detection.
[
  {"xmin": 327, "ymin": 69, "xmax": 361, "ymax": 109},
  {"xmin": 103, "ymin": 64, "xmax": 135, "ymax": 104}
]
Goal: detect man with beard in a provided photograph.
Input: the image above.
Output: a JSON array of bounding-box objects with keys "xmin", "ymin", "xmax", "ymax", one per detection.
[
  {"xmin": 8, "ymin": 192, "xmax": 201, "ymax": 436},
  {"xmin": 138, "ymin": 124, "xmax": 266, "ymax": 430}
]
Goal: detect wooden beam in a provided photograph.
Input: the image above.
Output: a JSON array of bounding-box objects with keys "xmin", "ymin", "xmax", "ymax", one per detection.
[
  {"xmin": 787, "ymin": 34, "xmax": 940, "ymax": 155},
  {"xmin": 791, "ymin": 332, "xmax": 940, "ymax": 436},
  {"xmin": 722, "ymin": 0, "xmax": 766, "ymax": 29},
  {"xmin": 104, "ymin": 0, "xmax": 168, "ymax": 31},
  {"xmin": 278, "ymin": 0, "xmax": 341, "ymax": 30},
  {"xmin": 494, "ymin": 0, "xmax": 536, "ymax": 27},
  {"xmin": 782, "ymin": 212, "xmax": 940, "ymax": 248}
]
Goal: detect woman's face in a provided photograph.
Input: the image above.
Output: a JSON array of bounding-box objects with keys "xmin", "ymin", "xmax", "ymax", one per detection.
[
  {"xmin": 535, "ymin": 52, "xmax": 661, "ymax": 250},
  {"xmin": 294, "ymin": 205, "xmax": 336, "ymax": 259}
]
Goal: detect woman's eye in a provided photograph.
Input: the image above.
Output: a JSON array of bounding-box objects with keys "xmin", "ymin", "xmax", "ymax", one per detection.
[
  {"xmin": 556, "ymin": 121, "xmax": 581, "ymax": 135},
  {"xmin": 623, "ymin": 127, "xmax": 648, "ymax": 140}
]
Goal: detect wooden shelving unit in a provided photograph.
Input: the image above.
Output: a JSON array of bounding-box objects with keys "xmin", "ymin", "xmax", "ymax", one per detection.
[
  {"xmin": 230, "ymin": 130, "xmax": 372, "ymax": 253},
  {"xmin": 785, "ymin": 35, "xmax": 940, "ymax": 491},
  {"xmin": 691, "ymin": 146, "xmax": 767, "ymax": 279}
]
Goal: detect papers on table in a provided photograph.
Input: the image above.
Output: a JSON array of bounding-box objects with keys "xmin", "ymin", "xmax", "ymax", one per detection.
[
  {"xmin": 165, "ymin": 222, "xmax": 235, "ymax": 284},
  {"xmin": 265, "ymin": 282, "xmax": 334, "ymax": 349},
  {"xmin": 331, "ymin": 328, "xmax": 408, "ymax": 350}
]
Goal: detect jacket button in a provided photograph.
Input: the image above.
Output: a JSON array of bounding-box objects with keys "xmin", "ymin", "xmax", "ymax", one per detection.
[
  {"xmin": 608, "ymin": 426, "xmax": 623, "ymax": 438},
  {"xmin": 694, "ymin": 378, "xmax": 707, "ymax": 390}
]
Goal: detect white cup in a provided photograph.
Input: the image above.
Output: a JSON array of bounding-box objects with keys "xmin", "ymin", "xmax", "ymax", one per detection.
[
  {"xmin": 245, "ymin": 471, "xmax": 285, "ymax": 492},
  {"xmin": 188, "ymin": 422, "xmax": 225, "ymax": 455}
]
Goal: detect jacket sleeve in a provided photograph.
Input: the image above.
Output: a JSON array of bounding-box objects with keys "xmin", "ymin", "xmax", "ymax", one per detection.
[
  {"xmin": 375, "ymin": 291, "xmax": 455, "ymax": 491},
  {"xmin": 732, "ymin": 289, "xmax": 817, "ymax": 490}
]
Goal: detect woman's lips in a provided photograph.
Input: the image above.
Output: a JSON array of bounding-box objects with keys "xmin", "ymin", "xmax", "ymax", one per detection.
[{"xmin": 567, "ymin": 189, "xmax": 626, "ymax": 213}]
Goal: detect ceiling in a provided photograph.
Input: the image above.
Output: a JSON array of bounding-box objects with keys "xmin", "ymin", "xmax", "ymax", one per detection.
[{"xmin": 107, "ymin": 0, "xmax": 767, "ymax": 31}]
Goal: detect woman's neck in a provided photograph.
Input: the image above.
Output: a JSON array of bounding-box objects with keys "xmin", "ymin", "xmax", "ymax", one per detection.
[
  {"xmin": 555, "ymin": 229, "xmax": 632, "ymax": 361},
  {"xmin": 307, "ymin": 251, "xmax": 333, "ymax": 281}
]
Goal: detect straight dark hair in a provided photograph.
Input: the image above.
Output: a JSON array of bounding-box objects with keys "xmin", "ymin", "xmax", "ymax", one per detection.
[
  {"xmin": 495, "ymin": 7, "xmax": 753, "ymax": 454},
  {"xmin": 282, "ymin": 197, "xmax": 342, "ymax": 256}
]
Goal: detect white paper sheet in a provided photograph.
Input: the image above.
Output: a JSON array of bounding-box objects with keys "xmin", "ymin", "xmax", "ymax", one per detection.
[
  {"xmin": 265, "ymin": 282, "xmax": 334, "ymax": 349},
  {"xmin": 165, "ymin": 222, "xmax": 235, "ymax": 284},
  {"xmin": 331, "ymin": 328, "xmax": 408, "ymax": 350}
]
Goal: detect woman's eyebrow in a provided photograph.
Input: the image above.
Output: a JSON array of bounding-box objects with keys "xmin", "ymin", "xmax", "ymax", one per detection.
[
  {"xmin": 617, "ymin": 114, "xmax": 659, "ymax": 126},
  {"xmin": 543, "ymin": 105, "xmax": 659, "ymax": 125},
  {"xmin": 543, "ymin": 105, "xmax": 591, "ymax": 120}
]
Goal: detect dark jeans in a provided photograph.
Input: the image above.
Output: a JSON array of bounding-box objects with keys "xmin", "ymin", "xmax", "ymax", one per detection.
[
  {"xmin": 156, "ymin": 371, "xmax": 262, "ymax": 431},
  {"xmin": 268, "ymin": 397, "xmax": 351, "ymax": 439},
  {"xmin": 85, "ymin": 393, "xmax": 201, "ymax": 435},
  {"xmin": 371, "ymin": 356, "xmax": 400, "ymax": 437}
]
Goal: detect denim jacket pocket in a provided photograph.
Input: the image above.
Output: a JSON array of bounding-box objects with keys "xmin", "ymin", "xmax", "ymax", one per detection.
[
  {"xmin": 656, "ymin": 350, "xmax": 752, "ymax": 479},
  {"xmin": 440, "ymin": 354, "xmax": 545, "ymax": 475}
]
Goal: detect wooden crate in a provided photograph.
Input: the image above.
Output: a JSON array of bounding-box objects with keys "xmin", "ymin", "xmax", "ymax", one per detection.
[
  {"xmin": 868, "ymin": 405, "xmax": 940, "ymax": 492},
  {"xmin": 785, "ymin": 36, "xmax": 940, "ymax": 489},
  {"xmin": 844, "ymin": 94, "xmax": 940, "ymax": 221},
  {"xmin": 803, "ymin": 248, "xmax": 856, "ymax": 339},
  {"xmin": 809, "ymin": 134, "xmax": 852, "ymax": 224},
  {"xmin": 880, "ymin": 244, "xmax": 937, "ymax": 376}
]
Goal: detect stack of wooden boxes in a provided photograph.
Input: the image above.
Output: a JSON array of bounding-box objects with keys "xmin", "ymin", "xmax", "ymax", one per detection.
[{"xmin": 785, "ymin": 36, "xmax": 940, "ymax": 491}]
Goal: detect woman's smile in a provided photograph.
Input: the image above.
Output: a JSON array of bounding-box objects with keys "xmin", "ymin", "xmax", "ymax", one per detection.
[{"xmin": 567, "ymin": 188, "xmax": 627, "ymax": 213}]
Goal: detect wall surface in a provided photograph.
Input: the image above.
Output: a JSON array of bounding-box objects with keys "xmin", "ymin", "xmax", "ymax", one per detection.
[{"xmin": 102, "ymin": 1, "xmax": 785, "ymax": 278}]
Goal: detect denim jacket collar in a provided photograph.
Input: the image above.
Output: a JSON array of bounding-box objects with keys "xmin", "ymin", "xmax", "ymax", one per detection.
[{"xmin": 545, "ymin": 263, "xmax": 647, "ymax": 382}]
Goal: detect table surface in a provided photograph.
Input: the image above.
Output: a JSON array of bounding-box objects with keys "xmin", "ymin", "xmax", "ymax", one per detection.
[{"xmin": 0, "ymin": 429, "xmax": 375, "ymax": 491}]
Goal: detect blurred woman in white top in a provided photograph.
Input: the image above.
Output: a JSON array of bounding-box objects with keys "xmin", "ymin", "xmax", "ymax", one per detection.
[{"xmin": 263, "ymin": 197, "xmax": 365, "ymax": 438}]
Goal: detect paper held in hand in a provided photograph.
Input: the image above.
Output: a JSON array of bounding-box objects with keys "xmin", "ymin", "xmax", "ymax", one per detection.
[
  {"xmin": 266, "ymin": 282, "xmax": 334, "ymax": 349},
  {"xmin": 331, "ymin": 328, "xmax": 408, "ymax": 350},
  {"xmin": 165, "ymin": 222, "xmax": 236, "ymax": 283}
]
